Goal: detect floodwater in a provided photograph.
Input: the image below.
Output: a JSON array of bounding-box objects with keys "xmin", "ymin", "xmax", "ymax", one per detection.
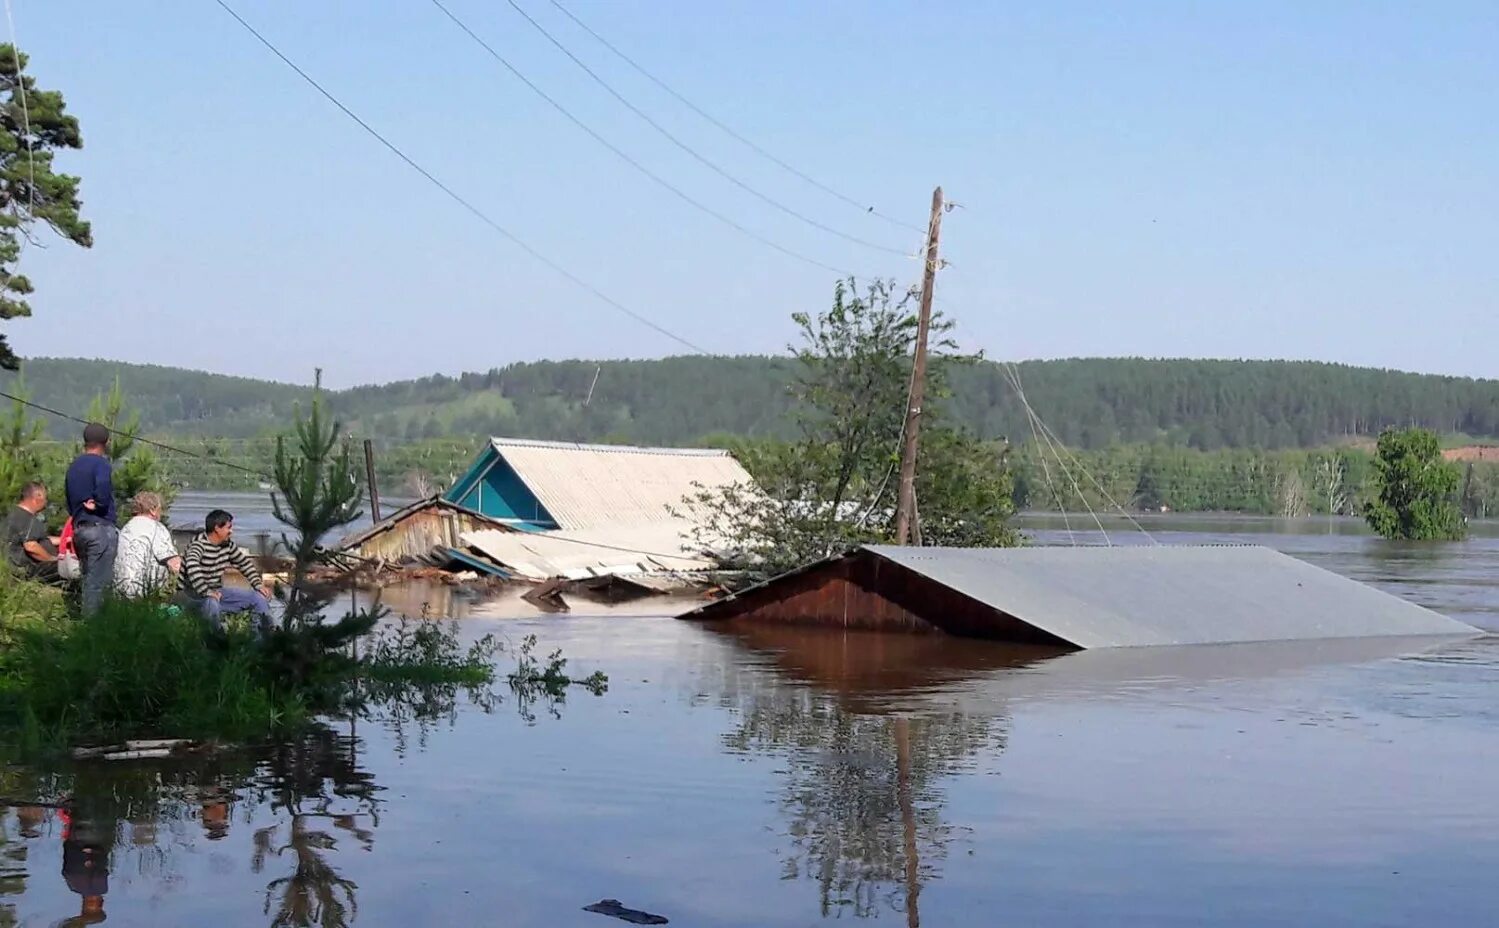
[
  {"xmin": 168, "ymin": 491, "xmax": 413, "ymax": 537},
  {"xmin": 3, "ymin": 517, "xmax": 1498, "ymax": 927}
]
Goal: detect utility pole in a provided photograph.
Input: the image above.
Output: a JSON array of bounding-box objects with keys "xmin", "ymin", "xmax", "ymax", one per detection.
[
  {"xmin": 363, "ymin": 438, "xmax": 382, "ymax": 524},
  {"xmin": 894, "ymin": 187, "xmax": 944, "ymax": 545}
]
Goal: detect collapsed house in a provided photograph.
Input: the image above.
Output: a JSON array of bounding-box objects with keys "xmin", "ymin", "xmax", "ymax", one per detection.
[
  {"xmin": 338, "ymin": 438, "xmax": 753, "ymax": 591},
  {"xmin": 679, "ymin": 544, "xmax": 1481, "ymax": 648}
]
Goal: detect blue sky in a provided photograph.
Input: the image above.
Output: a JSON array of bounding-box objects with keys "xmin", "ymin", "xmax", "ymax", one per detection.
[{"xmin": 12, "ymin": 1, "xmax": 1498, "ymax": 386}]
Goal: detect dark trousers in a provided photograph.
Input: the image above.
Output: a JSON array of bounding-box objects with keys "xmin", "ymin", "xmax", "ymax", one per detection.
[
  {"xmin": 20, "ymin": 559, "xmax": 62, "ymax": 586},
  {"xmin": 74, "ymin": 521, "xmax": 119, "ymax": 616}
]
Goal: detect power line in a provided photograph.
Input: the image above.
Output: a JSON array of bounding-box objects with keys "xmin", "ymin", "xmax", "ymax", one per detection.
[
  {"xmin": 3, "ymin": 0, "xmax": 36, "ymax": 246},
  {"xmin": 425, "ymin": 0, "xmax": 854, "ymax": 279},
  {"xmin": 211, "ymin": 0, "xmax": 709, "ymax": 356},
  {"xmin": 492, "ymin": 0, "xmax": 913, "ymax": 258},
  {"xmin": 0, "ymin": 388, "xmax": 274, "ymax": 479},
  {"xmin": 1002, "ymin": 362, "xmax": 1109, "ymax": 544},
  {"xmin": 545, "ymin": 0, "xmax": 926, "ymax": 236}
]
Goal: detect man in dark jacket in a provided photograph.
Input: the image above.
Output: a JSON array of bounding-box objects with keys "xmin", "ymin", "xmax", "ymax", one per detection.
[{"xmin": 65, "ymin": 423, "xmax": 118, "ymax": 615}]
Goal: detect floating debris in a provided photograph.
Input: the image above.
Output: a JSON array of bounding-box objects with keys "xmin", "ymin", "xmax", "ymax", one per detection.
[
  {"xmin": 583, "ymin": 898, "xmax": 668, "ymax": 925},
  {"xmin": 71, "ymin": 739, "xmax": 217, "ymax": 761}
]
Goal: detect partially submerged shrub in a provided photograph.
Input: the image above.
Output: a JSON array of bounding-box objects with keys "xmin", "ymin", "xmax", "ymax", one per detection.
[
  {"xmin": 0, "ymin": 595, "xmax": 301, "ymax": 747},
  {"xmin": 506, "ymin": 634, "xmax": 608, "ymax": 723}
]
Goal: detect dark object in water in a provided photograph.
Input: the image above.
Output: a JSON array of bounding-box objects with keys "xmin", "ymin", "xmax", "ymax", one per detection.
[
  {"xmin": 523, "ymin": 577, "xmax": 570, "ymax": 612},
  {"xmin": 583, "ymin": 898, "xmax": 668, "ymax": 924}
]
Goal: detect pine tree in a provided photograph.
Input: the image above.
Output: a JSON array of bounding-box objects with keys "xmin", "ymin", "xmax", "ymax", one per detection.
[{"xmin": 0, "ymin": 45, "xmax": 91, "ymax": 368}]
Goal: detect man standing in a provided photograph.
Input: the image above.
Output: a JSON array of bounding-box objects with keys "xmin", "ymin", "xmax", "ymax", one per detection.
[
  {"xmin": 182, "ymin": 509, "xmax": 274, "ymax": 633},
  {"xmin": 4, "ymin": 481, "xmax": 61, "ymax": 583},
  {"xmin": 60, "ymin": 802, "xmax": 111, "ymax": 926},
  {"xmin": 65, "ymin": 423, "xmax": 118, "ymax": 615}
]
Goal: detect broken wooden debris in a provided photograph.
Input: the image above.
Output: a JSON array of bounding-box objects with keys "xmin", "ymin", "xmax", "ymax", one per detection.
[
  {"xmin": 70, "ymin": 739, "xmax": 215, "ymax": 761},
  {"xmin": 522, "ymin": 578, "xmax": 570, "ymax": 613},
  {"xmin": 100, "ymin": 748, "xmax": 174, "ymax": 761},
  {"xmin": 582, "ymin": 899, "xmax": 669, "ymax": 925}
]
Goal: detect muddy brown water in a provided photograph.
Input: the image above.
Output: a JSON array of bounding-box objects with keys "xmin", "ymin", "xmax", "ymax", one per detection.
[{"xmin": 3, "ymin": 515, "xmax": 1498, "ymax": 927}]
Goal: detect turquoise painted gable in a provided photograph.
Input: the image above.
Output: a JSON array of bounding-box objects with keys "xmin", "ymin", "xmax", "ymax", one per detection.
[{"xmin": 443, "ymin": 447, "xmax": 558, "ymax": 527}]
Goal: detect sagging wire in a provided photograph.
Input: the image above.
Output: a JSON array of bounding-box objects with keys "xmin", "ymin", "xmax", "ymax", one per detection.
[
  {"xmin": 3, "ymin": 0, "xmax": 37, "ymax": 250},
  {"xmin": 1001, "ymin": 361, "xmax": 1160, "ymax": 545}
]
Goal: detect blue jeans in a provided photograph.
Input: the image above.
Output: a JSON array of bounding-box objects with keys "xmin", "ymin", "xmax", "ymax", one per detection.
[
  {"xmin": 189, "ymin": 587, "xmax": 273, "ymax": 635},
  {"xmin": 74, "ymin": 520, "xmax": 119, "ymax": 617}
]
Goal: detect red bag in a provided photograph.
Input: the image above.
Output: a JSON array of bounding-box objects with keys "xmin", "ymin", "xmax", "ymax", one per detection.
[{"xmin": 57, "ymin": 517, "xmax": 80, "ymax": 581}]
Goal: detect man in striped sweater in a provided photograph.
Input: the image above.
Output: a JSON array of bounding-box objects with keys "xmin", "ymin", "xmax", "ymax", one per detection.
[{"xmin": 183, "ymin": 509, "xmax": 273, "ymax": 633}]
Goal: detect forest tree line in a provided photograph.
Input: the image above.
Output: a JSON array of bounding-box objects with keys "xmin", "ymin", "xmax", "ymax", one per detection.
[
  {"xmin": 4, "ymin": 356, "xmax": 1499, "ymax": 450},
  {"xmin": 69, "ymin": 432, "xmax": 1496, "ymax": 521},
  {"xmin": 1010, "ymin": 443, "xmax": 1499, "ymax": 519}
]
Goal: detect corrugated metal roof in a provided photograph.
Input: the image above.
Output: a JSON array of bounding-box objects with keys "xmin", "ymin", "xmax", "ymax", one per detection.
[
  {"xmin": 862, "ymin": 544, "xmax": 1477, "ymax": 647},
  {"xmin": 463, "ymin": 522, "xmax": 714, "ymax": 581},
  {"xmin": 488, "ymin": 438, "xmax": 753, "ymax": 531}
]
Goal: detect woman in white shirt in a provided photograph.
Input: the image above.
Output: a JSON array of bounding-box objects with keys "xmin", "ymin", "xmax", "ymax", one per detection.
[{"xmin": 112, "ymin": 491, "xmax": 183, "ymax": 599}]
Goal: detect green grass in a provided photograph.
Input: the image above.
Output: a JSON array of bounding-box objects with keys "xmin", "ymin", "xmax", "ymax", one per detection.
[
  {"xmin": 0, "ymin": 596, "xmax": 303, "ymax": 748},
  {"xmin": 0, "ymin": 574, "xmax": 499, "ymax": 753}
]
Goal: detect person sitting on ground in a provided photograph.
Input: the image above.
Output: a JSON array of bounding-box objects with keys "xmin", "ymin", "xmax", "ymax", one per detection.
[
  {"xmin": 4, "ymin": 481, "xmax": 63, "ymax": 585},
  {"xmin": 113, "ymin": 491, "xmax": 182, "ymax": 599},
  {"xmin": 182, "ymin": 509, "xmax": 273, "ymax": 633}
]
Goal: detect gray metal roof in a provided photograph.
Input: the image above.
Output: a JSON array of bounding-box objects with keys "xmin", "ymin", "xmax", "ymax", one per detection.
[
  {"xmin": 863, "ymin": 544, "xmax": 1478, "ymax": 648},
  {"xmin": 487, "ymin": 437, "xmax": 753, "ymax": 531}
]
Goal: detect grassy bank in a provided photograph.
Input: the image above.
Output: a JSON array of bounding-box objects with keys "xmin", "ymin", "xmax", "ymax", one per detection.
[{"xmin": 0, "ymin": 573, "xmax": 496, "ymax": 752}]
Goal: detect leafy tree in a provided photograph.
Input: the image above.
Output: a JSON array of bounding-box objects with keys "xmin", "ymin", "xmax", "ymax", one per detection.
[
  {"xmin": 683, "ymin": 279, "xmax": 1017, "ymax": 575},
  {"xmin": 0, "ymin": 45, "xmax": 91, "ymax": 369},
  {"xmin": 1363, "ymin": 427, "xmax": 1465, "ymax": 540},
  {"xmin": 913, "ymin": 430, "xmax": 1017, "ymax": 546}
]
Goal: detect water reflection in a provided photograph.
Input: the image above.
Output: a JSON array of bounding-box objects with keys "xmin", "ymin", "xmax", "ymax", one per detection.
[
  {"xmin": 711, "ymin": 626, "xmax": 1034, "ymax": 925},
  {"xmin": 698, "ymin": 623, "xmax": 1498, "ymax": 926},
  {"xmin": 251, "ymin": 726, "xmax": 377, "ymax": 928},
  {"xmin": 1, "ymin": 723, "xmax": 376, "ymax": 928}
]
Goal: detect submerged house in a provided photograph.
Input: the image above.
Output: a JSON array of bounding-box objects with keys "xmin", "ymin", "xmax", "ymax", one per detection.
[
  {"xmin": 334, "ymin": 496, "xmax": 505, "ymax": 565},
  {"xmin": 444, "ymin": 437, "xmax": 750, "ymax": 532},
  {"xmin": 680, "ymin": 544, "xmax": 1480, "ymax": 649},
  {"xmin": 341, "ymin": 438, "xmax": 755, "ymax": 581}
]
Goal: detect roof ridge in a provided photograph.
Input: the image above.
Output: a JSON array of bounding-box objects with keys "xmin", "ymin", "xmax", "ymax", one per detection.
[{"xmin": 489, "ymin": 436, "xmax": 731, "ymax": 457}]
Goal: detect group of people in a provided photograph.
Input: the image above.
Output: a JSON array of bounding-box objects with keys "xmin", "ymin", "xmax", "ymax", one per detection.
[{"xmin": 2, "ymin": 422, "xmax": 274, "ymax": 630}]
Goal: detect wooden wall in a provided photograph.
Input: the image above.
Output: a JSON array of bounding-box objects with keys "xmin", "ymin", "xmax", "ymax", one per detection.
[{"xmin": 352, "ymin": 508, "xmax": 504, "ymax": 563}]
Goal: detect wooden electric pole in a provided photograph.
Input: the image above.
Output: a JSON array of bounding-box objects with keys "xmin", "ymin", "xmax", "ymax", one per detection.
[
  {"xmin": 894, "ymin": 186, "xmax": 945, "ymax": 545},
  {"xmin": 363, "ymin": 439, "xmax": 382, "ymax": 524}
]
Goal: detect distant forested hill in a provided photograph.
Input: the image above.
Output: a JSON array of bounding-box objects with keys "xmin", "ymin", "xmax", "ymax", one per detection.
[{"xmin": 4, "ymin": 356, "xmax": 1497, "ymax": 450}]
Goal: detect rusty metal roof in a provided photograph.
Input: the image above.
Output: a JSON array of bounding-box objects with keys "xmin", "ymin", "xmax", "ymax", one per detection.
[
  {"xmin": 860, "ymin": 544, "xmax": 1478, "ymax": 648},
  {"xmin": 487, "ymin": 438, "xmax": 753, "ymax": 531}
]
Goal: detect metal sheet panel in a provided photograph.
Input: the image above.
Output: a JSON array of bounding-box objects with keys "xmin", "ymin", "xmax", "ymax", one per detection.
[
  {"xmin": 462, "ymin": 522, "xmax": 714, "ymax": 581},
  {"xmin": 862, "ymin": 544, "xmax": 1478, "ymax": 647},
  {"xmin": 487, "ymin": 438, "xmax": 753, "ymax": 531}
]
